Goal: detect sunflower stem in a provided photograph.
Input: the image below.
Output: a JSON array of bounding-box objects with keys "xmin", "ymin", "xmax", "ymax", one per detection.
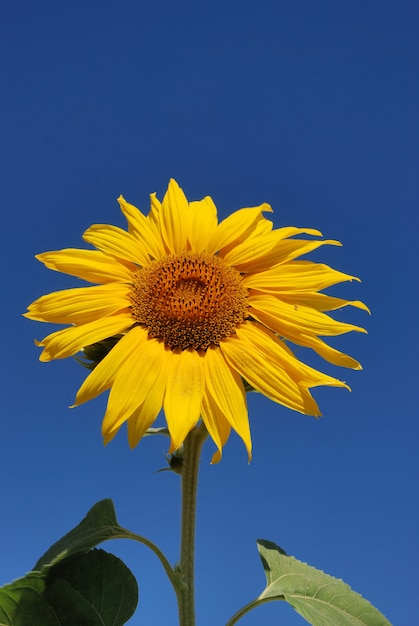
[{"xmin": 177, "ymin": 423, "xmax": 208, "ymax": 626}]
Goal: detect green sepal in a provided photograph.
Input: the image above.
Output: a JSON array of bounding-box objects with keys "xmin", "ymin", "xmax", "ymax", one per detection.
[
  {"xmin": 144, "ymin": 426, "xmax": 170, "ymax": 437},
  {"xmin": 75, "ymin": 334, "xmax": 123, "ymax": 370}
]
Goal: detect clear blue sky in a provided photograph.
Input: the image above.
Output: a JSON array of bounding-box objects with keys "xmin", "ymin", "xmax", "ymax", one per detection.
[{"xmin": 1, "ymin": 1, "xmax": 417, "ymax": 624}]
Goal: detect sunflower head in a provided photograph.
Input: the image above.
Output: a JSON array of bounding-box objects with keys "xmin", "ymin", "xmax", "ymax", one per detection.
[{"xmin": 25, "ymin": 179, "xmax": 368, "ymax": 462}]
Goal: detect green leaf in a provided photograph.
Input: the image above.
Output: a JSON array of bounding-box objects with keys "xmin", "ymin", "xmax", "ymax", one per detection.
[
  {"xmin": 0, "ymin": 573, "xmax": 59, "ymax": 626},
  {"xmin": 44, "ymin": 549, "xmax": 138, "ymax": 626},
  {"xmin": 33, "ymin": 498, "xmax": 179, "ymax": 592},
  {"xmin": 34, "ymin": 499, "xmax": 128, "ymax": 570},
  {"xmin": 0, "ymin": 550, "xmax": 138, "ymax": 626},
  {"xmin": 256, "ymin": 539, "xmax": 392, "ymax": 626},
  {"xmin": 1, "ymin": 499, "xmax": 178, "ymax": 625}
]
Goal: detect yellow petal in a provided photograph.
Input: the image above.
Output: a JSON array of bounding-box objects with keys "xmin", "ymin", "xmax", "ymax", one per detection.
[
  {"xmin": 291, "ymin": 333, "xmax": 363, "ymax": 370},
  {"xmin": 235, "ymin": 322, "xmax": 350, "ymax": 388},
  {"xmin": 118, "ymin": 195, "xmax": 166, "ymax": 260},
  {"xmin": 36, "ymin": 312, "xmax": 134, "ymax": 361},
  {"xmin": 159, "ymin": 179, "xmax": 189, "ymax": 253},
  {"xmin": 249, "ymin": 294, "xmax": 366, "ymax": 337},
  {"xmin": 164, "ymin": 348, "xmax": 204, "ymax": 450},
  {"xmin": 35, "ymin": 249, "xmax": 136, "ymax": 283},
  {"xmin": 102, "ymin": 335, "xmax": 166, "ymax": 435},
  {"xmin": 103, "ymin": 425, "xmax": 122, "ymax": 446},
  {"xmin": 73, "ymin": 327, "xmax": 149, "ymax": 406},
  {"xmin": 242, "ymin": 261, "xmax": 359, "ymax": 292},
  {"xmin": 188, "ymin": 196, "xmax": 218, "ymax": 252},
  {"xmin": 125, "ymin": 365, "xmax": 167, "ymax": 448},
  {"xmin": 208, "ymin": 203, "xmax": 273, "ymax": 254},
  {"xmin": 83, "ymin": 224, "xmax": 150, "ymax": 266},
  {"xmin": 220, "ymin": 326, "xmax": 320, "ymax": 415},
  {"xmin": 126, "ymin": 404, "xmax": 159, "ymax": 449},
  {"xmin": 201, "ymin": 390, "xmax": 231, "ymax": 464},
  {"xmin": 25, "ymin": 283, "xmax": 131, "ymax": 324},
  {"xmin": 248, "ymin": 302, "xmax": 363, "ymax": 369},
  {"xmin": 275, "ymin": 226, "xmax": 322, "ymax": 239},
  {"xmin": 225, "ymin": 232, "xmax": 341, "ymax": 273},
  {"xmin": 275, "ymin": 292, "xmax": 370, "ymax": 314},
  {"xmin": 270, "ymin": 238, "xmax": 342, "ymax": 267},
  {"xmin": 250, "ymin": 216, "xmax": 274, "ymax": 238},
  {"xmin": 148, "ymin": 192, "xmax": 162, "ymax": 226},
  {"xmin": 203, "ymin": 346, "xmax": 251, "ymax": 460}
]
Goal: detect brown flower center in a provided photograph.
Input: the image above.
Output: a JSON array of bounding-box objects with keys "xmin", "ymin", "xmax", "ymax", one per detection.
[{"xmin": 130, "ymin": 252, "xmax": 249, "ymax": 350}]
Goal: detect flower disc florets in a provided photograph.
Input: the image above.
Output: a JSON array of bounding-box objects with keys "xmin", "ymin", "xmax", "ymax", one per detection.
[{"xmin": 130, "ymin": 252, "xmax": 249, "ymax": 350}]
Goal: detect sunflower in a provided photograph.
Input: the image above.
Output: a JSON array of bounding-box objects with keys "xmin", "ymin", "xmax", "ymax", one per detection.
[{"xmin": 25, "ymin": 179, "xmax": 368, "ymax": 462}]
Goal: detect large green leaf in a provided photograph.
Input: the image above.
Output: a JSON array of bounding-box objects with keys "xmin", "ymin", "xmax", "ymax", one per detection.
[
  {"xmin": 33, "ymin": 498, "xmax": 178, "ymax": 591},
  {"xmin": 44, "ymin": 549, "xmax": 138, "ymax": 626},
  {"xmin": 34, "ymin": 499, "xmax": 125, "ymax": 570},
  {"xmin": 0, "ymin": 499, "xmax": 178, "ymax": 626},
  {"xmin": 0, "ymin": 550, "xmax": 138, "ymax": 626},
  {"xmin": 256, "ymin": 539, "xmax": 392, "ymax": 626},
  {"xmin": 0, "ymin": 573, "xmax": 59, "ymax": 626}
]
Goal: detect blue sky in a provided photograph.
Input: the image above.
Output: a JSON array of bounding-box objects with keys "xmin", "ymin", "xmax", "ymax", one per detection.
[{"xmin": 1, "ymin": 1, "xmax": 417, "ymax": 624}]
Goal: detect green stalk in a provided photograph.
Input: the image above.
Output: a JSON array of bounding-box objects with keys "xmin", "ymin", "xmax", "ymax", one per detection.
[{"xmin": 176, "ymin": 423, "xmax": 208, "ymax": 626}]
